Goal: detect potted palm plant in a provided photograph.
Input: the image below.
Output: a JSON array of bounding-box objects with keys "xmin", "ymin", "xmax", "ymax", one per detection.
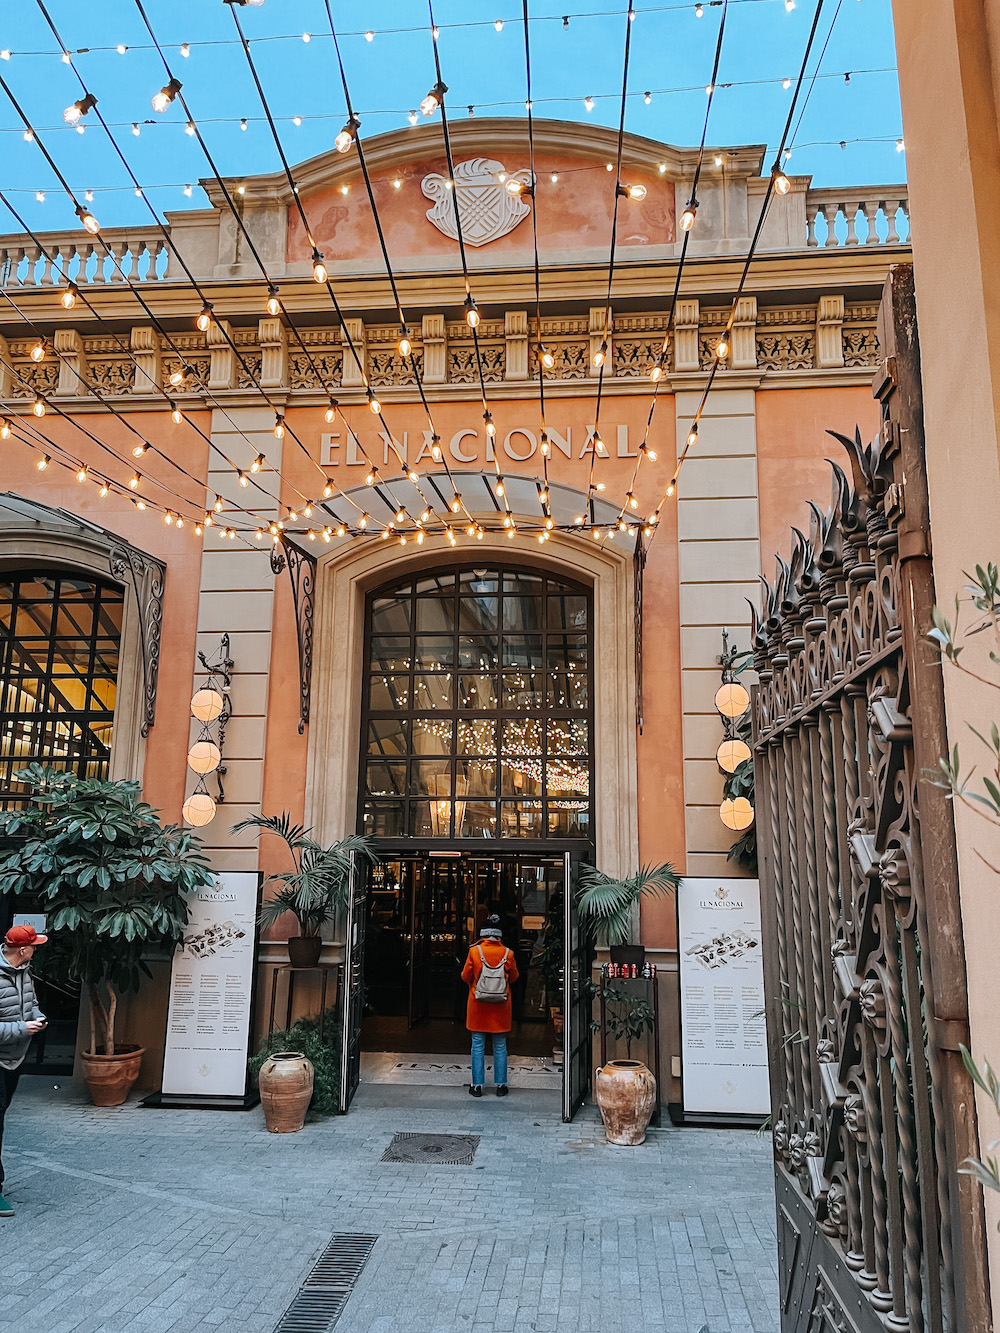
[
  {"xmin": 232, "ymin": 813, "xmax": 375, "ymax": 967},
  {"xmin": 575, "ymin": 862, "xmax": 680, "ymax": 966},
  {"xmin": 0, "ymin": 765, "xmax": 213, "ymax": 1105}
]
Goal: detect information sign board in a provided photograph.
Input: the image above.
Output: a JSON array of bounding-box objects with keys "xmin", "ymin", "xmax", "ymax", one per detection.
[{"xmin": 677, "ymin": 876, "xmax": 769, "ymax": 1119}]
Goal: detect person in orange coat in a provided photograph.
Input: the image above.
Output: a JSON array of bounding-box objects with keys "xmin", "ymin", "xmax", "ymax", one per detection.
[{"xmin": 461, "ymin": 915, "xmax": 519, "ymax": 1097}]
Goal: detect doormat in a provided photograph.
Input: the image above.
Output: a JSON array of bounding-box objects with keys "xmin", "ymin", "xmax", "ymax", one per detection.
[
  {"xmin": 380, "ymin": 1132, "xmax": 480, "ymax": 1165},
  {"xmin": 273, "ymin": 1232, "xmax": 378, "ymax": 1333}
]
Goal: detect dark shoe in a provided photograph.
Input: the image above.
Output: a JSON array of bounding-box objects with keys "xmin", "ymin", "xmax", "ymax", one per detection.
[
  {"xmin": 469, "ymin": 1085, "xmax": 482, "ymax": 1098},
  {"xmin": 0, "ymin": 1192, "xmax": 13, "ymax": 1217},
  {"xmin": 496, "ymin": 1085, "xmax": 509, "ymax": 1097}
]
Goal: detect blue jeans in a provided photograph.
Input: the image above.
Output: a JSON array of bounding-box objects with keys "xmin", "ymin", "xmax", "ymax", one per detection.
[{"xmin": 470, "ymin": 1032, "xmax": 507, "ymax": 1087}]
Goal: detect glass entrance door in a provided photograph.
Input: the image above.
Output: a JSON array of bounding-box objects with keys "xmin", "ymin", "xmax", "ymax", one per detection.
[{"xmin": 562, "ymin": 849, "xmax": 594, "ymax": 1121}]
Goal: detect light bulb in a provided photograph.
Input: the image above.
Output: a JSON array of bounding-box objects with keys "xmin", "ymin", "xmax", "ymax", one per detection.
[
  {"xmin": 183, "ymin": 184, "xmax": 192, "ymax": 197},
  {"xmin": 238, "ymin": 471, "xmax": 248, "ymax": 487},
  {"xmin": 186, "ymin": 121, "xmax": 196, "ymax": 136},
  {"xmin": 484, "ymin": 415, "xmax": 496, "ymax": 438},
  {"xmin": 152, "ymin": 78, "xmax": 182, "ymax": 113},
  {"xmin": 695, "ymin": 1, "xmax": 703, "ymax": 12},
  {"xmin": 196, "ymin": 304, "xmax": 213, "ymax": 332},
  {"xmin": 36, "ymin": 191, "xmax": 45, "ymax": 203},
  {"xmin": 36, "ymin": 455, "xmax": 49, "ymax": 469},
  {"xmin": 132, "ymin": 122, "xmax": 140, "ymax": 136},
  {"xmin": 302, "ymin": 32, "xmax": 311, "ymax": 42},
  {"xmin": 623, "ymin": 183, "xmax": 647, "ymax": 201},
  {"xmin": 408, "ymin": 110, "xmax": 418, "ymax": 126},
  {"xmin": 32, "ymin": 397, "xmax": 45, "ymax": 417},
  {"xmin": 646, "ymin": 445, "xmax": 658, "ymax": 462},
  {"xmin": 495, "ymin": 18, "xmax": 503, "ymax": 30},
  {"xmin": 335, "ymin": 115, "xmax": 360, "ymax": 153},
  {"xmin": 666, "ymin": 481, "xmax": 676, "ymax": 497},
  {"xmin": 60, "ymin": 284, "xmax": 78, "ymax": 309},
  {"xmin": 367, "ymin": 390, "xmax": 381, "ymax": 414},
  {"xmin": 592, "ymin": 341, "xmax": 607, "ymax": 369},
  {"xmin": 365, "ymin": 470, "xmax": 376, "ymax": 486},
  {"xmin": 896, "ymin": 138, "xmax": 905, "ymax": 152},
  {"xmin": 273, "ymin": 416, "xmax": 285, "ymax": 439},
  {"xmin": 451, "ymin": 494, "xmax": 462, "ymax": 513},
  {"xmin": 169, "ymin": 368, "xmax": 184, "ymax": 386},
  {"xmin": 164, "ymin": 512, "xmax": 173, "ymax": 525},
  {"xmin": 76, "ymin": 465, "xmax": 88, "ymax": 483},
  {"xmin": 365, "ymin": 29, "xmax": 374, "ymax": 40},
  {"xmin": 785, "ymin": 0, "xmax": 795, "ymax": 9},
  {"xmin": 180, "ymin": 43, "xmax": 190, "ymax": 57},
  {"xmin": 100, "ymin": 484, "xmax": 109, "ymax": 498},
  {"xmin": 30, "ymin": 342, "xmax": 45, "ymax": 363},
  {"xmin": 312, "ymin": 252, "xmax": 327, "ymax": 282},
  {"xmin": 0, "ymin": 419, "xmax": 8, "ymax": 439},
  {"xmin": 782, "ymin": 77, "xmax": 791, "ymax": 90},
  {"xmin": 716, "ymin": 331, "xmax": 729, "ymax": 358},
  {"xmin": 303, "ymin": 503, "xmax": 313, "ymax": 517},
  {"xmin": 359, "ymin": 513, "xmax": 369, "ymax": 528},
  {"xmin": 591, "ymin": 527, "xmax": 602, "ymax": 541},
  {"xmin": 628, "ymin": 493, "xmax": 639, "ymax": 510},
  {"xmin": 644, "ymin": 91, "xmax": 651, "ymax": 105},
  {"xmin": 680, "ymin": 202, "xmax": 697, "ymax": 231},
  {"xmin": 292, "ymin": 116, "xmax": 302, "ymax": 126},
  {"xmin": 393, "ymin": 177, "xmax": 402, "ymax": 189},
  {"xmin": 395, "ymin": 507, "xmax": 406, "ymax": 523},
  {"xmin": 540, "ymin": 433, "xmax": 550, "ymax": 457},
  {"xmin": 213, "ymin": 496, "xmax": 223, "ymax": 512},
  {"xmin": 325, "ymin": 401, "xmax": 337, "ymax": 423},
  {"xmin": 129, "ymin": 473, "xmax": 140, "ymax": 489},
  {"xmin": 266, "ymin": 286, "xmax": 280, "ymax": 316},
  {"xmin": 584, "ymin": 96, "xmax": 594, "ymax": 111},
  {"xmin": 0, "ymin": 50, "xmax": 10, "ymax": 59},
  {"xmin": 431, "ymin": 436, "xmax": 442, "ymax": 460},
  {"xmin": 421, "ymin": 81, "xmax": 447, "ymax": 116},
  {"xmin": 398, "ymin": 330, "xmax": 411, "ymax": 357},
  {"xmin": 76, "ymin": 205, "xmax": 100, "ymax": 235},
  {"xmin": 687, "ymin": 425, "xmax": 699, "ymax": 448},
  {"xmin": 772, "ymin": 164, "xmax": 791, "ymax": 195},
  {"xmin": 464, "ymin": 295, "xmax": 480, "ymax": 328},
  {"xmin": 171, "ymin": 404, "xmax": 182, "ymax": 425},
  {"xmin": 650, "ymin": 360, "xmax": 663, "ymax": 382},
  {"xmin": 538, "ymin": 346, "xmax": 555, "ymax": 370},
  {"xmin": 63, "ymin": 103, "xmax": 81, "ymax": 126},
  {"xmin": 251, "ymin": 454, "xmax": 264, "ymax": 472},
  {"xmin": 323, "ymin": 479, "xmax": 333, "ymax": 497},
  {"xmin": 495, "ymin": 477, "xmax": 505, "ymax": 497}
]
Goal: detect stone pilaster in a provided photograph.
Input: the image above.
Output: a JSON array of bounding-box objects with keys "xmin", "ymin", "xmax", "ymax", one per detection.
[
  {"xmin": 505, "ymin": 310, "xmax": 529, "ymax": 381},
  {"xmin": 589, "ymin": 306, "xmax": 611, "ymax": 379},
  {"xmin": 421, "ymin": 315, "xmax": 447, "ymax": 384},
  {"xmin": 130, "ymin": 327, "xmax": 160, "ymax": 394},
  {"xmin": 816, "ymin": 294, "xmax": 845, "ymax": 368},
  {"xmin": 207, "ymin": 319, "xmax": 236, "ymax": 391},
  {"xmin": 340, "ymin": 318, "xmax": 367, "ymax": 388},
  {"xmin": 731, "ymin": 296, "xmax": 758, "ymax": 370},
  {"xmin": 258, "ymin": 317, "xmax": 287, "ymax": 389},
  {"xmin": 673, "ymin": 299, "xmax": 700, "ymax": 372},
  {"xmin": 54, "ymin": 329, "xmax": 89, "ymax": 396}
]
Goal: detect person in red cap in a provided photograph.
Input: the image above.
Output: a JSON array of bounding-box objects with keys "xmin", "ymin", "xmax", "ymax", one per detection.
[{"xmin": 0, "ymin": 924, "xmax": 48, "ymax": 1217}]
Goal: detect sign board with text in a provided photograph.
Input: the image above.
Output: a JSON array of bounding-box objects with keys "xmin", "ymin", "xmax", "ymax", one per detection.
[
  {"xmin": 677, "ymin": 876, "xmax": 769, "ymax": 1119},
  {"xmin": 160, "ymin": 872, "xmax": 260, "ymax": 1101}
]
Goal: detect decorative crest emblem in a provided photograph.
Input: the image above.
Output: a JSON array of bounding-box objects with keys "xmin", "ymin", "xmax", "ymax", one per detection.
[
  {"xmin": 715, "ymin": 886, "xmax": 729, "ymax": 901},
  {"xmin": 422, "ymin": 158, "xmax": 534, "ymax": 247}
]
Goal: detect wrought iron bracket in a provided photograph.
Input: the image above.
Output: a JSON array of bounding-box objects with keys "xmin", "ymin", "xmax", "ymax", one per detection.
[
  {"xmin": 271, "ymin": 537, "xmax": 316, "ymax": 734},
  {"xmin": 109, "ymin": 543, "xmax": 165, "ymax": 738}
]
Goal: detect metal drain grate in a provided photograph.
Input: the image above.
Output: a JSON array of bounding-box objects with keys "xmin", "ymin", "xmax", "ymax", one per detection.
[
  {"xmin": 380, "ymin": 1132, "xmax": 480, "ymax": 1165},
  {"xmin": 274, "ymin": 1233, "xmax": 378, "ymax": 1333}
]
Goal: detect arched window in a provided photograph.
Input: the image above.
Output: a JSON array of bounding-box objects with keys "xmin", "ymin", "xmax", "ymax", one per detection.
[
  {"xmin": 360, "ymin": 566, "xmax": 592, "ymax": 840},
  {"xmin": 0, "ymin": 569, "xmax": 124, "ymax": 808}
]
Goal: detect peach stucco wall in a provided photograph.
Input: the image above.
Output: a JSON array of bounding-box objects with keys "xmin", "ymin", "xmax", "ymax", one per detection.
[
  {"xmin": 287, "ymin": 149, "xmax": 674, "ymax": 266},
  {"xmin": 1, "ymin": 412, "xmax": 210, "ymax": 825},
  {"xmin": 754, "ymin": 386, "xmax": 880, "ymax": 567}
]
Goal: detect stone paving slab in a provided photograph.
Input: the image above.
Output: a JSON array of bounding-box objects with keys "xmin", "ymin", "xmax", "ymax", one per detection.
[{"xmin": 2, "ymin": 1078, "xmax": 779, "ymax": 1333}]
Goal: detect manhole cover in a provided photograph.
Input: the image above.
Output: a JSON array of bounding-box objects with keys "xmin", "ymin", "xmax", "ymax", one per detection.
[{"xmin": 380, "ymin": 1132, "xmax": 480, "ymax": 1165}]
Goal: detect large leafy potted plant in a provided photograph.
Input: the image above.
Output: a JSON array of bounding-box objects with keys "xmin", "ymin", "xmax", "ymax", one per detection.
[
  {"xmin": 232, "ymin": 814, "xmax": 375, "ymax": 967},
  {"xmin": 0, "ymin": 765, "xmax": 213, "ymax": 1105},
  {"xmin": 576, "ymin": 862, "xmax": 680, "ymax": 966}
]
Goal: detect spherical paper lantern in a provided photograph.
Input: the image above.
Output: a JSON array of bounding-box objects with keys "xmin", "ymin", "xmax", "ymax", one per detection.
[
  {"xmin": 717, "ymin": 738, "xmax": 752, "ymax": 773},
  {"xmin": 715, "ymin": 681, "xmax": 750, "ymax": 719},
  {"xmin": 182, "ymin": 792, "xmax": 217, "ymax": 827},
  {"xmin": 720, "ymin": 796, "xmax": 754, "ymax": 831},
  {"xmin": 190, "ymin": 687, "xmax": 224, "ymax": 723},
  {"xmin": 187, "ymin": 740, "xmax": 222, "ymax": 775}
]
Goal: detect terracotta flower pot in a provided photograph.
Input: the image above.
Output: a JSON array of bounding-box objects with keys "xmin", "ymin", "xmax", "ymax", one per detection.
[
  {"xmin": 595, "ymin": 1059, "xmax": 657, "ymax": 1146},
  {"xmin": 80, "ymin": 1044, "xmax": 145, "ymax": 1107},
  {"xmin": 287, "ymin": 934, "xmax": 322, "ymax": 968},
  {"xmin": 258, "ymin": 1051, "xmax": 314, "ymax": 1133}
]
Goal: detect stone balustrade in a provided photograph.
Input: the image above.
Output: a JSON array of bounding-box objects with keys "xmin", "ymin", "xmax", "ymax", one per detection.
[
  {"xmin": 0, "ymin": 228, "xmax": 171, "ymax": 289},
  {"xmin": 804, "ymin": 186, "xmax": 909, "ymax": 248}
]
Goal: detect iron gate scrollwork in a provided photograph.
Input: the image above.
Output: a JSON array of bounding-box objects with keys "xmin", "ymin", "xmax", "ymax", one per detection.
[{"xmin": 752, "ymin": 267, "xmax": 990, "ymax": 1333}]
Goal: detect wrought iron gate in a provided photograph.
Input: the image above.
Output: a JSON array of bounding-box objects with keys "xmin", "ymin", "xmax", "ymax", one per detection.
[
  {"xmin": 338, "ymin": 851, "xmax": 368, "ymax": 1113},
  {"xmin": 752, "ymin": 267, "xmax": 991, "ymax": 1332}
]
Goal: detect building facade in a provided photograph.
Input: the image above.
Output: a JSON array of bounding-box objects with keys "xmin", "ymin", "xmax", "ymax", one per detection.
[{"xmin": 0, "ymin": 119, "xmax": 907, "ymax": 1100}]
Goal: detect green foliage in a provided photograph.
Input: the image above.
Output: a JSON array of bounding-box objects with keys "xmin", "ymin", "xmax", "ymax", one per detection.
[
  {"xmin": 575, "ymin": 863, "xmax": 680, "ymax": 948},
  {"xmin": 248, "ymin": 1010, "xmax": 341, "ymax": 1119},
  {"xmin": 959, "ymin": 1046, "xmax": 1000, "ymax": 1206},
  {"xmin": 0, "ymin": 765, "xmax": 213, "ymax": 1054},
  {"xmin": 602, "ymin": 983, "xmax": 655, "ymax": 1059},
  {"xmin": 232, "ymin": 813, "xmax": 376, "ymax": 936}
]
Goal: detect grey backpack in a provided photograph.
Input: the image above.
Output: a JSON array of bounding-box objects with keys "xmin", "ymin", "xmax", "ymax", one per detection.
[{"xmin": 474, "ymin": 946, "xmax": 510, "ymax": 1003}]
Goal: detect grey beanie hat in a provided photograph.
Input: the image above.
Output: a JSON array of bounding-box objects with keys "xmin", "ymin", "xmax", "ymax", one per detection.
[{"xmin": 480, "ymin": 914, "xmax": 503, "ymax": 939}]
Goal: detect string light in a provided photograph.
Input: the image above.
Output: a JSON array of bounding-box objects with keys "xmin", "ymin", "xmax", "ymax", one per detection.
[
  {"xmin": 273, "ymin": 413, "xmax": 285, "ymax": 439},
  {"xmin": 76, "ymin": 464, "xmax": 87, "ymax": 483},
  {"xmin": 464, "ymin": 295, "xmax": 481, "ymax": 328},
  {"xmin": 63, "ymin": 93, "xmax": 97, "ymax": 126},
  {"xmin": 32, "ymin": 396, "xmax": 45, "ymax": 417},
  {"xmin": 771, "ymin": 161, "xmax": 791, "ymax": 194},
  {"xmin": 421, "ymin": 81, "xmax": 447, "ymax": 116},
  {"xmin": 680, "ymin": 198, "xmax": 697, "ymax": 230},
  {"xmin": 75, "ymin": 204, "xmax": 100, "ymax": 234},
  {"xmin": 213, "ymin": 495, "xmax": 224, "ymax": 513},
  {"xmin": 36, "ymin": 455, "xmax": 49, "ymax": 469},
  {"xmin": 29, "ymin": 341, "xmax": 45, "ymax": 363},
  {"xmin": 334, "ymin": 114, "xmax": 361, "ymax": 153},
  {"xmin": 266, "ymin": 285, "xmax": 280, "ymax": 316},
  {"xmin": 312, "ymin": 250, "xmax": 327, "ymax": 282},
  {"xmin": 715, "ymin": 329, "xmax": 730, "ymax": 358},
  {"xmin": 251, "ymin": 453, "xmax": 264, "ymax": 472},
  {"xmin": 0, "ymin": 419, "xmax": 9, "ymax": 439},
  {"xmin": 584, "ymin": 95, "xmax": 594, "ymax": 111},
  {"xmin": 152, "ymin": 78, "xmax": 182, "ymax": 113},
  {"xmin": 397, "ymin": 327, "xmax": 412, "ymax": 357},
  {"xmin": 367, "ymin": 389, "xmax": 382, "ymax": 414},
  {"xmin": 431, "ymin": 435, "xmax": 442, "ymax": 460},
  {"xmin": 325, "ymin": 399, "xmax": 337, "ymax": 423},
  {"xmin": 99, "ymin": 484, "xmax": 109, "ymax": 498},
  {"xmin": 60, "ymin": 282, "xmax": 78, "ymax": 309},
  {"xmin": 322, "ymin": 479, "xmax": 334, "ymax": 497},
  {"xmin": 129, "ymin": 472, "xmax": 140, "ymax": 489},
  {"xmin": 196, "ymin": 303, "xmax": 213, "ymax": 332},
  {"xmin": 592, "ymin": 340, "xmax": 607, "ymax": 369},
  {"xmin": 617, "ymin": 183, "xmax": 647, "ymax": 201},
  {"xmin": 180, "ymin": 43, "xmax": 190, "ymax": 58}
]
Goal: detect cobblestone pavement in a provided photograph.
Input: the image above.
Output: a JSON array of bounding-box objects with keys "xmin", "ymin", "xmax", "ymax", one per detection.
[{"xmin": 2, "ymin": 1078, "xmax": 779, "ymax": 1333}]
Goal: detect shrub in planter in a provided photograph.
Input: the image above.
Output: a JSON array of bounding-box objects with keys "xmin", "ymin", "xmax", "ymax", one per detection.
[
  {"xmin": 0, "ymin": 765, "xmax": 213, "ymax": 1103},
  {"xmin": 248, "ymin": 1010, "xmax": 342, "ymax": 1121}
]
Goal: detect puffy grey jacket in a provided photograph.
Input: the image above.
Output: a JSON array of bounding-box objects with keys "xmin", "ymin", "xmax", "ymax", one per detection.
[{"xmin": 0, "ymin": 957, "xmax": 44, "ymax": 1070}]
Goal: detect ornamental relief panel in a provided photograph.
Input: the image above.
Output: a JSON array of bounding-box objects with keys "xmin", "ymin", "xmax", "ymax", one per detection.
[{"xmin": 421, "ymin": 158, "xmax": 533, "ymax": 247}]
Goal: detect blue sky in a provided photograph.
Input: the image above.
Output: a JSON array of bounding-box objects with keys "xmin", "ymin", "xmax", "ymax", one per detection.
[{"xmin": 0, "ymin": 0, "xmax": 903, "ymax": 233}]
